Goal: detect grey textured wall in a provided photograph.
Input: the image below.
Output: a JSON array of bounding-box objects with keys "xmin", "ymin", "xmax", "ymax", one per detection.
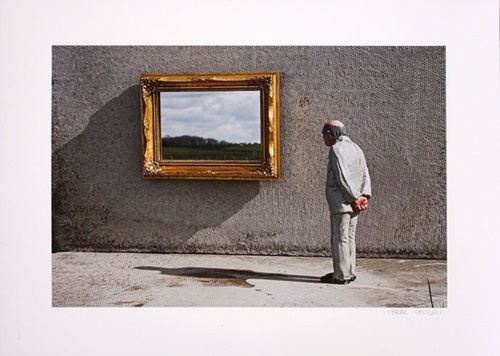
[{"xmin": 52, "ymin": 46, "xmax": 446, "ymax": 258}]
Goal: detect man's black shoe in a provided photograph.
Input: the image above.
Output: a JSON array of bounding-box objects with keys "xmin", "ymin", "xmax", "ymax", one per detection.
[
  {"xmin": 320, "ymin": 273, "xmax": 334, "ymax": 283},
  {"xmin": 320, "ymin": 273, "xmax": 351, "ymax": 285},
  {"xmin": 320, "ymin": 273, "xmax": 356, "ymax": 284}
]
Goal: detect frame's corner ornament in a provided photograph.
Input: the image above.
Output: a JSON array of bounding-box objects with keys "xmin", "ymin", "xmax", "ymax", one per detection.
[
  {"xmin": 140, "ymin": 71, "xmax": 281, "ymax": 181},
  {"xmin": 140, "ymin": 78, "xmax": 158, "ymax": 97},
  {"xmin": 143, "ymin": 157, "xmax": 161, "ymax": 176},
  {"xmin": 255, "ymin": 161, "xmax": 274, "ymax": 176},
  {"xmin": 257, "ymin": 76, "xmax": 272, "ymax": 93}
]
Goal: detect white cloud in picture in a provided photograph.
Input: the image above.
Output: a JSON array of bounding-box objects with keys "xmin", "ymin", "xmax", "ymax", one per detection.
[{"xmin": 160, "ymin": 90, "xmax": 261, "ymax": 144}]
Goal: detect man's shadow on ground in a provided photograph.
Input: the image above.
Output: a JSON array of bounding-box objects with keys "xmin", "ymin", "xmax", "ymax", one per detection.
[{"xmin": 135, "ymin": 266, "xmax": 322, "ymax": 287}]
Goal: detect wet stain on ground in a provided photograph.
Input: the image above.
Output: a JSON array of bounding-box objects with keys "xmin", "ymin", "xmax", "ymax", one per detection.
[
  {"xmin": 135, "ymin": 266, "xmax": 320, "ymax": 288},
  {"xmin": 200, "ymin": 278, "xmax": 254, "ymax": 288}
]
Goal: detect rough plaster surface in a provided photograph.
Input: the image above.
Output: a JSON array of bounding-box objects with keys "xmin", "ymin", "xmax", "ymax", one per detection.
[{"xmin": 52, "ymin": 46, "xmax": 446, "ymax": 258}]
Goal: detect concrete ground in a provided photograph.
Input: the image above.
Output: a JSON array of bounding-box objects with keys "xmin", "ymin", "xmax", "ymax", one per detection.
[{"xmin": 52, "ymin": 252, "xmax": 446, "ymax": 308}]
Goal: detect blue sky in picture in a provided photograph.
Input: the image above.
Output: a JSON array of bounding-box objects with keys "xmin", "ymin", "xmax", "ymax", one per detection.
[{"xmin": 160, "ymin": 91, "xmax": 261, "ymax": 144}]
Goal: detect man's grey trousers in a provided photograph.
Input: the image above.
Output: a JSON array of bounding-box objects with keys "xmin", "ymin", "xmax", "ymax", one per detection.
[{"xmin": 330, "ymin": 212, "xmax": 359, "ymax": 281}]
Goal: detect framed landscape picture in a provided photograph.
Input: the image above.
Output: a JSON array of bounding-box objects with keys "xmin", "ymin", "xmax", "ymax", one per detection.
[{"xmin": 140, "ymin": 72, "xmax": 281, "ymax": 180}]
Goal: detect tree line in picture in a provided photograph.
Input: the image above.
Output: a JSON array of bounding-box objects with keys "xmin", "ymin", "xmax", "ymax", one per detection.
[{"xmin": 161, "ymin": 135, "xmax": 261, "ymax": 161}]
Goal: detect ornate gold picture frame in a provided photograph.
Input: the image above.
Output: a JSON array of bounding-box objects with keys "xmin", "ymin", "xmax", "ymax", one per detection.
[{"xmin": 140, "ymin": 72, "xmax": 281, "ymax": 180}]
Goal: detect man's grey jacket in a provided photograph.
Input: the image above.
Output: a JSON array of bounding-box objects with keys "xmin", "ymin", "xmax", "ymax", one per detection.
[{"xmin": 326, "ymin": 136, "xmax": 372, "ymax": 214}]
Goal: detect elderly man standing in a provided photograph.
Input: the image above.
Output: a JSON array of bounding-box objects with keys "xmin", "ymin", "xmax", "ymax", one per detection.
[{"xmin": 321, "ymin": 120, "xmax": 372, "ymax": 285}]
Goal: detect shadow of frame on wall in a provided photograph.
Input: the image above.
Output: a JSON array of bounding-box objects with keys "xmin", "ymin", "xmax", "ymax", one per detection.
[{"xmin": 52, "ymin": 85, "xmax": 261, "ymax": 252}]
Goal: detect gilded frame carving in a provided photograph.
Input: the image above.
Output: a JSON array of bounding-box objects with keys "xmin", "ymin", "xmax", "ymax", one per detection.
[{"xmin": 140, "ymin": 72, "xmax": 281, "ymax": 180}]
